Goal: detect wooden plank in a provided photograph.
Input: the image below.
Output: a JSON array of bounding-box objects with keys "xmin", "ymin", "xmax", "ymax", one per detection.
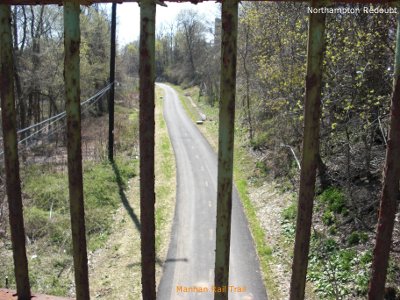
[{"xmin": 0, "ymin": 289, "xmax": 73, "ymax": 300}]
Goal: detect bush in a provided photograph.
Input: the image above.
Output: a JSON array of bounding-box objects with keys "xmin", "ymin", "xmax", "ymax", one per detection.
[
  {"xmin": 282, "ymin": 202, "xmax": 297, "ymax": 222},
  {"xmin": 347, "ymin": 231, "xmax": 369, "ymax": 246},
  {"xmin": 322, "ymin": 210, "xmax": 335, "ymax": 226},
  {"xmin": 318, "ymin": 187, "xmax": 346, "ymax": 214}
]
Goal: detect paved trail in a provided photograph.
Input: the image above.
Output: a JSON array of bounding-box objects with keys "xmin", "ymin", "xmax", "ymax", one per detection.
[{"xmin": 157, "ymin": 84, "xmax": 267, "ymax": 300}]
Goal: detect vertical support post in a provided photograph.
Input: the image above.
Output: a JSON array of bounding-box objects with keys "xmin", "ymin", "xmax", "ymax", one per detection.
[
  {"xmin": 108, "ymin": 3, "xmax": 116, "ymax": 162},
  {"xmin": 289, "ymin": 2, "xmax": 326, "ymax": 300},
  {"xmin": 368, "ymin": 9, "xmax": 400, "ymax": 300},
  {"xmin": 0, "ymin": 5, "xmax": 31, "ymax": 300},
  {"xmin": 63, "ymin": 2, "xmax": 90, "ymax": 300},
  {"xmin": 139, "ymin": 0, "xmax": 156, "ymax": 299},
  {"xmin": 213, "ymin": 1, "xmax": 238, "ymax": 300}
]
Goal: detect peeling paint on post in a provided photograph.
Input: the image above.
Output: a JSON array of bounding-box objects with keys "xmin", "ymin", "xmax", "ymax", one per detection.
[
  {"xmin": 289, "ymin": 1, "xmax": 326, "ymax": 300},
  {"xmin": 368, "ymin": 9, "xmax": 400, "ymax": 300},
  {"xmin": 63, "ymin": 2, "xmax": 90, "ymax": 300},
  {"xmin": 214, "ymin": 1, "xmax": 238, "ymax": 300},
  {"xmin": 108, "ymin": 2, "xmax": 116, "ymax": 162},
  {"xmin": 139, "ymin": 0, "xmax": 156, "ymax": 299},
  {"xmin": 0, "ymin": 5, "xmax": 31, "ymax": 300}
]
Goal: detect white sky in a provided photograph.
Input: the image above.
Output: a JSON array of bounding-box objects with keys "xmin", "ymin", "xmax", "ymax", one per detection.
[{"xmin": 115, "ymin": 2, "xmax": 220, "ymax": 46}]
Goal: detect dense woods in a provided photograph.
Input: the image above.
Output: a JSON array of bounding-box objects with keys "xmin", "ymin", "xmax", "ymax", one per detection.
[{"xmin": 0, "ymin": 1, "xmax": 399, "ymax": 299}]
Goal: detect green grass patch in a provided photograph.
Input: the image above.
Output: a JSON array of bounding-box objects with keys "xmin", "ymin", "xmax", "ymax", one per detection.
[
  {"xmin": 8, "ymin": 156, "xmax": 138, "ymax": 295},
  {"xmin": 154, "ymin": 86, "xmax": 177, "ymax": 267}
]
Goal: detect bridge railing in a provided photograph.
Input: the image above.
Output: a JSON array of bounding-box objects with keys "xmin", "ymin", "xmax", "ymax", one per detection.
[{"xmin": 0, "ymin": 1, "xmax": 399, "ymax": 300}]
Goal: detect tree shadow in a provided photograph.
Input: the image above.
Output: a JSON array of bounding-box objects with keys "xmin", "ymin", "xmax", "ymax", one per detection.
[
  {"xmin": 111, "ymin": 161, "xmax": 141, "ymax": 232},
  {"xmin": 112, "ymin": 161, "xmax": 165, "ymax": 267}
]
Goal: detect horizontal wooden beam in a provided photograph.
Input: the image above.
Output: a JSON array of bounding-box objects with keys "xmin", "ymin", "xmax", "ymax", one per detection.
[{"xmin": 2, "ymin": 0, "xmax": 400, "ymax": 5}]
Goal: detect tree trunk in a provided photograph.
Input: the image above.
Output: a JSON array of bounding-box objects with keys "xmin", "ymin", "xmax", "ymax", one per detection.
[{"xmin": 368, "ymin": 12, "xmax": 400, "ymax": 300}]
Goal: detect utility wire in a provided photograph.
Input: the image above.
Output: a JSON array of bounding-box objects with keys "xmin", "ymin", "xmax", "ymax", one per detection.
[
  {"xmin": 0, "ymin": 84, "xmax": 112, "ymax": 157},
  {"xmin": 15, "ymin": 83, "xmax": 112, "ymax": 135}
]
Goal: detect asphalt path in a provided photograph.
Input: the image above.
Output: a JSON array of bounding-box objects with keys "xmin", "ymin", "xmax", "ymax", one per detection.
[{"xmin": 157, "ymin": 83, "xmax": 267, "ymax": 300}]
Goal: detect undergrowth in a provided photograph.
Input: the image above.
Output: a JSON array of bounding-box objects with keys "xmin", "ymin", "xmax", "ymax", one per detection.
[{"xmin": 0, "ymin": 157, "xmax": 137, "ymax": 296}]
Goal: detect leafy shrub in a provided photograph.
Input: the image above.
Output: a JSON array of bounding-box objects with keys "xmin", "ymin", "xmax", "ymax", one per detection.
[
  {"xmin": 255, "ymin": 160, "xmax": 269, "ymax": 176},
  {"xmin": 347, "ymin": 231, "xmax": 369, "ymax": 246},
  {"xmin": 322, "ymin": 210, "xmax": 335, "ymax": 226},
  {"xmin": 282, "ymin": 202, "xmax": 297, "ymax": 222},
  {"xmin": 309, "ymin": 234, "xmax": 373, "ymax": 298},
  {"xmin": 250, "ymin": 131, "xmax": 269, "ymax": 150},
  {"xmin": 318, "ymin": 187, "xmax": 346, "ymax": 214}
]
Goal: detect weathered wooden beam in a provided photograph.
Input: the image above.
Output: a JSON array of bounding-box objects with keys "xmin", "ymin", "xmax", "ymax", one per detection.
[
  {"xmin": 0, "ymin": 5, "xmax": 31, "ymax": 300},
  {"xmin": 213, "ymin": 1, "xmax": 238, "ymax": 300},
  {"xmin": 368, "ymin": 7, "xmax": 400, "ymax": 300},
  {"xmin": 63, "ymin": 2, "xmax": 90, "ymax": 300},
  {"xmin": 139, "ymin": 0, "xmax": 156, "ymax": 299},
  {"xmin": 289, "ymin": 0, "xmax": 326, "ymax": 299},
  {"xmin": 108, "ymin": 2, "xmax": 116, "ymax": 162},
  {"xmin": 2, "ymin": 0, "xmax": 400, "ymax": 5}
]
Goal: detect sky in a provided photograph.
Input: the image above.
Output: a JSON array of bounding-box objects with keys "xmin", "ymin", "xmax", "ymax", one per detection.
[{"xmin": 115, "ymin": 2, "xmax": 220, "ymax": 46}]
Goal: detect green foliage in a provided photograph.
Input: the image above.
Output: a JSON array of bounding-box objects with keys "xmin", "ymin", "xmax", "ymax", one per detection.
[
  {"xmin": 255, "ymin": 160, "xmax": 269, "ymax": 176},
  {"xmin": 24, "ymin": 207, "xmax": 51, "ymax": 241},
  {"xmin": 322, "ymin": 210, "xmax": 335, "ymax": 226},
  {"xmin": 18, "ymin": 157, "xmax": 137, "ymax": 294},
  {"xmin": 308, "ymin": 236, "xmax": 373, "ymax": 299},
  {"xmin": 281, "ymin": 202, "xmax": 297, "ymax": 238},
  {"xmin": 250, "ymin": 131, "xmax": 269, "ymax": 150},
  {"xmin": 24, "ymin": 169, "xmax": 68, "ymax": 212},
  {"xmin": 282, "ymin": 202, "xmax": 297, "ymax": 222},
  {"xmin": 24, "ymin": 157, "xmax": 136, "ymax": 247},
  {"xmin": 347, "ymin": 231, "xmax": 369, "ymax": 246},
  {"xmin": 318, "ymin": 187, "xmax": 346, "ymax": 214}
]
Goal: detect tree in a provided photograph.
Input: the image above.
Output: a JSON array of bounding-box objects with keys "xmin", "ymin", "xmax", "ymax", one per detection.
[{"xmin": 368, "ymin": 13, "xmax": 400, "ymax": 299}]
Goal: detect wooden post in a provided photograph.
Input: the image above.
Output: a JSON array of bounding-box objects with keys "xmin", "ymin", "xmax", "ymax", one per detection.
[
  {"xmin": 63, "ymin": 2, "xmax": 90, "ymax": 299},
  {"xmin": 139, "ymin": 0, "xmax": 156, "ymax": 299},
  {"xmin": 368, "ymin": 8, "xmax": 400, "ymax": 300},
  {"xmin": 0, "ymin": 5, "xmax": 31, "ymax": 300},
  {"xmin": 289, "ymin": 1, "xmax": 326, "ymax": 299},
  {"xmin": 214, "ymin": 1, "xmax": 238, "ymax": 299},
  {"xmin": 108, "ymin": 2, "xmax": 116, "ymax": 162}
]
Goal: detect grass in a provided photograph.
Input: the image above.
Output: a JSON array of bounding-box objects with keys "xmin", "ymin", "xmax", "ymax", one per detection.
[
  {"xmin": 0, "ymin": 156, "xmax": 137, "ymax": 296},
  {"xmin": 88, "ymin": 84, "xmax": 176, "ymax": 299},
  {"xmin": 154, "ymin": 86, "xmax": 177, "ymax": 284},
  {"xmin": 167, "ymin": 83, "xmax": 282, "ymax": 298}
]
